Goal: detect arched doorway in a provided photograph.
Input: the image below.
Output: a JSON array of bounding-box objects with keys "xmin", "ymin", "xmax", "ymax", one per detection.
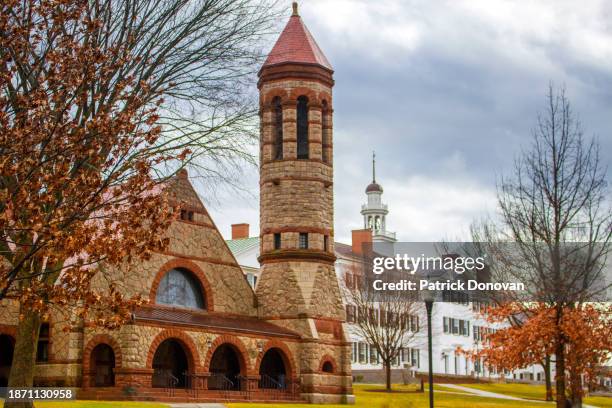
[
  {"xmin": 152, "ymin": 339, "xmax": 189, "ymax": 388},
  {"xmin": 0, "ymin": 335, "xmax": 14, "ymax": 388},
  {"xmin": 208, "ymin": 344, "xmax": 243, "ymax": 391},
  {"xmin": 258, "ymin": 348, "xmax": 288, "ymax": 389},
  {"xmin": 90, "ymin": 344, "xmax": 115, "ymax": 387}
]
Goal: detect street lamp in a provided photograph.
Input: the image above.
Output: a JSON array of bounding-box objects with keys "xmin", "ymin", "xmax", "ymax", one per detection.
[{"xmin": 422, "ymin": 288, "xmax": 435, "ymax": 408}]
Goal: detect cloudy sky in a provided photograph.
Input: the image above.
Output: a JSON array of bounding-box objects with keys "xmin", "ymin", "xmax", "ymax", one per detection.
[{"xmin": 206, "ymin": 0, "xmax": 612, "ymax": 244}]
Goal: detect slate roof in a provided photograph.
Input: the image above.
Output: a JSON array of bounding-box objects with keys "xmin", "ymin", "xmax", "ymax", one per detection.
[
  {"xmin": 262, "ymin": 7, "xmax": 332, "ymax": 71},
  {"xmin": 134, "ymin": 307, "xmax": 299, "ymax": 338}
]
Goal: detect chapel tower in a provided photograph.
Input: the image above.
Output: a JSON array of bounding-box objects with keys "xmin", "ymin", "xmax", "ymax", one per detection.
[
  {"xmin": 256, "ymin": 2, "xmax": 353, "ymax": 403},
  {"xmin": 361, "ymin": 152, "xmax": 397, "ymax": 242}
]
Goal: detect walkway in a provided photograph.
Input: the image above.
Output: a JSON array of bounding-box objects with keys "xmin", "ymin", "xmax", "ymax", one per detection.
[{"xmin": 440, "ymin": 384, "xmax": 599, "ymax": 408}]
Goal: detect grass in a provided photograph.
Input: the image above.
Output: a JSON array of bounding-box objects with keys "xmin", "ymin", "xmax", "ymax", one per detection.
[
  {"xmin": 458, "ymin": 383, "xmax": 612, "ymax": 407},
  {"xmin": 0, "ymin": 401, "xmax": 169, "ymax": 408},
  {"xmin": 584, "ymin": 396, "xmax": 612, "ymax": 408},
  {"xmin": 227, "ymin": 384, "xmax": 552, "ymax": 408},
  {"xmin": 0, "ymin": 384, "xmax": 608, "ymax": 408}
]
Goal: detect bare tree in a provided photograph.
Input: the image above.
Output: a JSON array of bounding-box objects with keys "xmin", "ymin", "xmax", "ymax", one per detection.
[
  {"xmin": 343, "ymin": 262, "xmax": 422, "ymax": 392},
  {"xmin": 473, "ymin": 85, "xmax": 611, "ymax": 408}
]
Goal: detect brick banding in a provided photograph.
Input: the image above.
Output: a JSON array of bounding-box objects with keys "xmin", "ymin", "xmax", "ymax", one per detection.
[{"xmin": 258, "ymin": 250, "xmax": 336, "ymax": 264}]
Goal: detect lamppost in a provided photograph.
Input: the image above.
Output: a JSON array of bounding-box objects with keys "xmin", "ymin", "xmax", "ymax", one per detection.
[{"xmin": 422, "ymin": 288, "xmax": 435, "ymax": 408}]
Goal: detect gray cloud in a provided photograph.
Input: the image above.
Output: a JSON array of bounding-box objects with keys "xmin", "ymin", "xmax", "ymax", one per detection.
[{"xmin": 206, "ymin": 0, "xmax": 612, "ymax": 243}]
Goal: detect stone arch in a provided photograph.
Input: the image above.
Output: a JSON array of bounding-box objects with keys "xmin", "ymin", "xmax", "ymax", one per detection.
[
  {"xmin": 204, "ymin": 335, "xmax": 250, "ymax": 375},
  {"xmin": 146, "ymin": 329, "xmax": 201, "ymax": 372},
  {"xmin": 148, "ymin": 330, "xmax": 201, "ymax": 389},
  {"xmin": 82, "ymin": 334, "xmax": 123, "ymax": 388},
  {"xmin": 319, "ymin": 355, "xmax": 337, "ymax": 374},
  {"xmin": 262, "ymin": 89, "xmax": 290, "ymax": 106},
  {"xmin": 150, "ymin": 259, "xmax": 214, "ymax": 311},
  {"xmin": 318, "ymin": 91, "xmax": 333, "ymax": 107},
  {"xmin": 254, "ymin": 340, "xmax": 297, "ymax": 381},
  {"xmin": 288, "ymin": 87, "xmax": 319, "ymax": 104}
]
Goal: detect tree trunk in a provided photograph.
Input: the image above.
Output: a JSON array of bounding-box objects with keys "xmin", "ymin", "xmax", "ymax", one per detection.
[
  {"xmin": 385, "ymin": 361, "xmax": 391, "ymax": 392},
  {"xmin": 544, "ymin": 356, "xmax": 553, "ymax": 401},
  {"xmin": 569, "ymin": 368, "xmax": 583, "ymax": 408},
  {"xmin": 5, "ymin": 309, "xmax": 41, "ymax": 408},
  {"xmin": 555, "ymin": 338, "xmax": 567, "ymax": 408}
]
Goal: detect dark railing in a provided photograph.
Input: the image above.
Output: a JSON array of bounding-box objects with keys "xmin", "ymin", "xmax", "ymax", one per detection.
[
  {"xmin": 259, "ymin": 374, "xmax": 285, "ymax": 390},
  {"xmin": 152, "ymin": 369, "xmax": 179, "ymax": 397},
  {"xmin": 170, "ymin": 372, "xmax": 302, "ymax": 401},
  {"xmin": 258, "ymin": 374, "xmax": 300, "ymax": 400},
  {"xmin": 206, "ymin": 373, "xmax": 249, "ymax": 400}
]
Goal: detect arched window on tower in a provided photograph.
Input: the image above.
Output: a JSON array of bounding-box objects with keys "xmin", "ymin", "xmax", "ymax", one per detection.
[
  {"xmin": 321, "ymin": 100, "xmax": 330, "ymax": 163},
  {"xmin": 273, "ymin": 97, "xmax": 283, "ymax": 160},
  {"xmin": 297, "ymin": 96, "xmax": 309, "ymax": 159}
]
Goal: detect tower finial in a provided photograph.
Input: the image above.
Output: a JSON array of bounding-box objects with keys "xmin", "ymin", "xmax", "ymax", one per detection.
[
  {"xmin": 372, "ymin": 151, "xmax": 376, "ymax": 183},
  {"xmin": 292, "ymin": 2, "xmax": 299, "ymax": 16}
]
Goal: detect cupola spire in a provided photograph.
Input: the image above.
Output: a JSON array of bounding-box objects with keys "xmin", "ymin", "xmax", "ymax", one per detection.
[
  {"xmin": 292, "ymin": 1, "xmax": 299, "ymax": 16},
  {"xmin": 372, "ymin": 151, "xmax": 376, "ymax": 183}
]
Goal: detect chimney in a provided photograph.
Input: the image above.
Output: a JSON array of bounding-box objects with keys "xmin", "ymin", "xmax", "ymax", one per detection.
[
  {"xmin": 231, "ymin": 223, "xmax": 250, "ymax": 240},
  {"xmin": 352, "ymin": 229, "xmax": 372, "ymax": 255}
]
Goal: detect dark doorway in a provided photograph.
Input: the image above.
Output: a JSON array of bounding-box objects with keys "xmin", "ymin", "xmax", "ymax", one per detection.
[
  {"xmin": 90, "ymin": 344, "xmax": 115, "ymax": 387},
  {"xmin": 208, "ymin": 344, "xmax": 242, "ymax": 390},
  {"xmin": 0, "ymin": 335, "xmax": 14, "ymax": 388},
  {"xmin": 259, "ymin": 348, "xmax": 287, "ymax": 389},
  {"xmin": 152, "ymin": 339, "xmax": 189, "ymax": 388}
]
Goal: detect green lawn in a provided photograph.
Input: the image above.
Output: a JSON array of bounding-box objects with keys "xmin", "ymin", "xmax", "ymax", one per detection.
[
  {"xmin": 1, "ymin": 401, "xmax": 168, "ymax": 408},
  {"xmin": 227, "ymin": 384, "xmax": 551, "ymax": 408},
  {"xmin": 458, "ymin": 383, "xmax": 612, "ymax": 407},
  {"xmin": 585, "ymin": 397, "xmax": 612, "ymax": 408},
  {"xmin": 1, "ymin": 383, "xmax": 609, "ymax": 408}
]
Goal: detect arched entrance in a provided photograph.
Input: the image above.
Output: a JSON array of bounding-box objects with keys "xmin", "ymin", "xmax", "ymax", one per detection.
[
  {"xmin": 152, "ymin": 339, "xmax": 190, "ymax": 388},
  {"xmin": 90, "ymin": 344, "xmax": 115, "ymax": 387},
  {"xmin": 0, "ymin": 335, "xmax": 14, "ymax": 388},
  {"xmin": 258, "ymin": 348, "xmax": 288, "ymax": 389},
  {"xmin": 208, "ymin": 344, "xmax": 243, "ymax": 391}
]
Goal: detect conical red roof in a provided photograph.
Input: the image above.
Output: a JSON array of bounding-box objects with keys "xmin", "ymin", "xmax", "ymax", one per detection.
[{"xmin": 262, "ymin": 6, "xmax": 332, "ymax": 71}]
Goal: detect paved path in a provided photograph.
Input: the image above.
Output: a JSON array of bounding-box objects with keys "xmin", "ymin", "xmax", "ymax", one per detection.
[
  {"xmin": 440, "ymin": 384, "xmax": 527, "ymax": 401},
  {"xmin": 440, "ymin": 384, "xmax": 599, "ymax": 408}
]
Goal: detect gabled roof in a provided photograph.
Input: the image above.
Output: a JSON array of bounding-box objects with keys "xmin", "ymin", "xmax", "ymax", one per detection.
[
  {"xmin": 261, "ymin": 4, "xmax": 332, "ymax": 71},
  {"xmin": 166, "ymin": 169, "xmax": 207, "ymax": 212}
]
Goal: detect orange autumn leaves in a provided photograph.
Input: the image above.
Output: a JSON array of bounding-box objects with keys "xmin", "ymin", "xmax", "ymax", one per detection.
[
  {"xmin": 0, "ymin": 0, "xmax": 181, "ymax": 327},
  {"xmin": 465, "ymin": 303, "xmax": 611, "ymax": 396}
]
